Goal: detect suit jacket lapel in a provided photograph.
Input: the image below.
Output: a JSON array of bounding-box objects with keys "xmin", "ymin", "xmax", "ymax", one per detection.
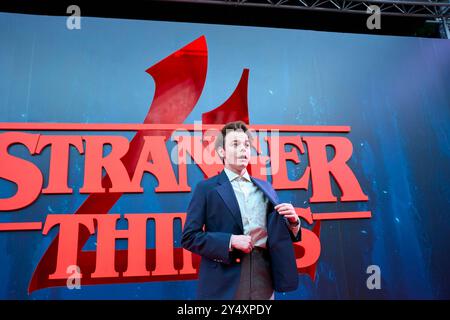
[
  {"xmin": 250, "ymin": 176, "xmax": 279, "ymax": 207},
  {"xmin": 215, "ymin": 170, "xmax": 244, "ymax": 233}
]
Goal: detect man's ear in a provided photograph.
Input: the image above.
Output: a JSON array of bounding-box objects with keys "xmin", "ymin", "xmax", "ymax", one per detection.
[{"xmin": 217, "ymin": 146, "xmax": 225, "ymax": 159}]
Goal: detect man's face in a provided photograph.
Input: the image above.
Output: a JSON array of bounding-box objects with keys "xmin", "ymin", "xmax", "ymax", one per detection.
[{"xmin": 218, "ymin": 130, "xmax": 251, "ymax": 172}]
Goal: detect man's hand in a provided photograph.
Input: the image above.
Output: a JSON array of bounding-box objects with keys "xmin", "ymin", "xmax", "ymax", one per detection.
[
  {"xmin": 274, "ymin": 203, "xmax": 299, "ymax": 224},
  {"xmin": 230, "ymin": 235, "xmax": 253, "ymax": 253}
]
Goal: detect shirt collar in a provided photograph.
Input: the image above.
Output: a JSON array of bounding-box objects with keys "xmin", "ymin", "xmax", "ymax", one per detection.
[{"xmin": 224, "ymin": 167, "xmax": 251, "ymax": 182}]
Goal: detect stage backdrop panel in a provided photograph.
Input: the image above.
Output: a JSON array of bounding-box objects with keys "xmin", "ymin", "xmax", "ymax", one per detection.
[{"xmin": 0, "ymin": 12, "xmax": 449, "ymax": 299}]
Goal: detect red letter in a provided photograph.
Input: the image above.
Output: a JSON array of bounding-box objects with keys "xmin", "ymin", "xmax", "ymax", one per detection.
[
  {"xmin": 91, "ymin": 214, "xmax": 152, "ymax": 278},
  {"xmin": 178, "ymin": 214, "xmax": 197, "ymax": 275},
  {"xmin": 131, "ymin": 136, "xmax": 189, "ymax": 192},
  {"xmin": 151, "ymin": 213, "xmax": 181, "ymax": 276},
  {"xmin": 173, "ymin": 135, "xmax": 222, "ymax": 180},
  {"xmin": 35, "ymin": 135, "xmax": 84, "ymax": 194},
  {"xmin": 303, "ymin": 136, "xmax": 368, "ymax": 202},
  {"xmin": 267, "ymin": 135, "xmax": 310, "ymax": 190},
  {"xmin": 43, "ymin": 214, "xmax": 96, "ymax": 280},
  {"xmin": 295, "ymin": 227, "xmax": 321, "ymax": 269},
  {"xmin": 80, "ymin": 136, "xmax": 135, "ymax": 193},
  {"xmin": 0, "ymin": 132, "xmax": 43, "ymax": 211}
]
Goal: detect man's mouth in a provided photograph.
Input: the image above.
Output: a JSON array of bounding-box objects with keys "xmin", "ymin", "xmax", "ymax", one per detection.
[{"xmin": 238, "ymin": 156, "xmax": 247, "ymax": 160}]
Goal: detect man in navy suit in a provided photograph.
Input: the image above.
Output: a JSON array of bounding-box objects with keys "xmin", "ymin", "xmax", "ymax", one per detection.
[{"xmin": 182, "ymin": 121, "xmax": 301, "ymax": 300}]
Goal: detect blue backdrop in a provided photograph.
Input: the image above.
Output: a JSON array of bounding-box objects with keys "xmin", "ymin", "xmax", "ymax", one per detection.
[{"xmin": 0, "ymin": 12, "xmax": 449, "ymax": 299}]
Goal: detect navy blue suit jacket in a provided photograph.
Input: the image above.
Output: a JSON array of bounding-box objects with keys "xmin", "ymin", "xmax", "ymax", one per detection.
[{"xmin": 181, "ymin": 169, "xmax": 301, "ymax": 299}]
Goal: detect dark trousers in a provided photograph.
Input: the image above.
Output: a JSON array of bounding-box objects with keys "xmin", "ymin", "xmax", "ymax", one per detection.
[{"xmin": 234, "ymin": 247, "xmax": 274, "ymax": 300}]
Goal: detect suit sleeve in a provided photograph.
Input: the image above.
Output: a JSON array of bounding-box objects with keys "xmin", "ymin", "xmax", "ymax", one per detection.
[
  {"xmin": 285, "ymin": 217, "xmax": 302, "ymax": 242},
  {"xmin": 270, "ymin": 183, "xmax": 302, "ymax": 243},
  {"xmin": 181, "ymin": 182, "xmax": 233, "ymax": 264}
]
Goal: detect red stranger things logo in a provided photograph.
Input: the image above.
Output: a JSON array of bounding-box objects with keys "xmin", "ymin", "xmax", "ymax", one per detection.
[{"xmin": 0, "ymin": 36, "xmax": 370, "ymax": 294}]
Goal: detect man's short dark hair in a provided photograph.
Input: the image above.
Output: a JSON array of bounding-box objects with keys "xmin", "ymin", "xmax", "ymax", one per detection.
[{"xmin": 214, "ymin": 121, "xmax": 254, "ymax": 159}]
